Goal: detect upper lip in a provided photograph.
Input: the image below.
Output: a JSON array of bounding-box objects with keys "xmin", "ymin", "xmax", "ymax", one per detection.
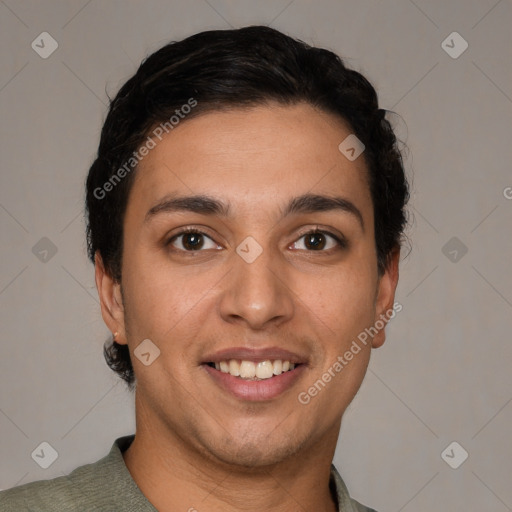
[{"xmin": 202, "ymin": 346, "xmax": 307, "ymax": 365}]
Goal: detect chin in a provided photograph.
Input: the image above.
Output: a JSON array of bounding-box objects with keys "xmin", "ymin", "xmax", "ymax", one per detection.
[{"xmin": 204, "ymin": 430, "xmax": 309, "ymax": 470}]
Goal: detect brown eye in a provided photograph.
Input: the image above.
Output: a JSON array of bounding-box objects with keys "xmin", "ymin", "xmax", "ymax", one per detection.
[
  {"xmin": 304, "ymin": 232, "xmax": 327, "ymax": 250},
  {"xmin": 291, "ymin": 230, "xmax": 346, "ymax": 251},
  {"xmin": 168, "ymin": 230, "xmax": 220, "ymax": 252},
  {"xmin": 181, "ymin": 232, "xmax": 204, "ymax": 250}
]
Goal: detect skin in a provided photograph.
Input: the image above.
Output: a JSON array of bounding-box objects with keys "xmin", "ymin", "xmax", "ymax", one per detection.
[{"xmin": 95, "ymin": 102, "xmax": 399, "ymax": 512}]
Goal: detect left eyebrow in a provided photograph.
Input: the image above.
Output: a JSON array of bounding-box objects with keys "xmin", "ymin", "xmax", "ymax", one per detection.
[
  {"xmin": 144, "ymin": 193, "xmax": 364, "ymax": 231},
  {"xmin": 282, "ymin": 193, "xmax": 364, "ymax": 231}
]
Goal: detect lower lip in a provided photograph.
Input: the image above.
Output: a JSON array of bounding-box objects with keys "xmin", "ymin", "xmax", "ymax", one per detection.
[{"xmin": 203, "ymin": 364, "xmax": 306, "ymax": 401}]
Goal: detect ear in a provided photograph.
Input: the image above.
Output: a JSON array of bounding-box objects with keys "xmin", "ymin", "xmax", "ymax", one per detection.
[
  {"xmin": 94, "ymin": 251, "xmax": 126, "ymax": 345},
  {"xmin": 371, "ymin": 247, "xmax": 400, "ymax": 349}
]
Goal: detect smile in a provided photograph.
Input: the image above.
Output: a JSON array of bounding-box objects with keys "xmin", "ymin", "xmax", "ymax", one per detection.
[
  {"xmin": 207, "ymin": 359, "xmax": 297, "ymax": 380},
  {"xmin": 201, "ymin": 346, "xmax": 307, "ymax": 400}
]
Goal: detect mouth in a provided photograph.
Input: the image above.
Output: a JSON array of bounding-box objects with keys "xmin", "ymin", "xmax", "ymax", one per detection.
[
  {"xmin": 205, "ymin": 359, "xmax": 300, "ymax": 380},
  {"xmin": 201, "ymin": 347, "xmax": 307, "ymax": 401}
]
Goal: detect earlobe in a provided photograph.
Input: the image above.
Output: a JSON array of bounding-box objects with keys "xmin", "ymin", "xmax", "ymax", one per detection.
[
  {"xmin": 94, "ymin": 251, "xmax": 126, "ymax": 344},
  {"xmin": 372, "ymin": 248, "xmax": 400, "ymax": 349}
]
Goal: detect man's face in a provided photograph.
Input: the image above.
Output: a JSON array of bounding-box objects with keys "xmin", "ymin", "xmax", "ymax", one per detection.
[{"xmin": 104, "ymin": 103, "xmax": 398, "ymax": 468}]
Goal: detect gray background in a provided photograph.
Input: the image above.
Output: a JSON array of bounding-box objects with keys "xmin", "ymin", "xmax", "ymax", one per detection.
[{"xmin": 1, "ymin": 1, "xmax": 511, "ymax": 510}]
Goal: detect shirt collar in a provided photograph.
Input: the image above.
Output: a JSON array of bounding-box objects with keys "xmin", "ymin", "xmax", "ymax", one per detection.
[{"xmin": 329, "ymin": 463, "xmax": 366, "ymax": 512}]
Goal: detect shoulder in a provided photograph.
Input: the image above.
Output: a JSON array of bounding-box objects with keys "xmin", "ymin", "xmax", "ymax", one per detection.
[
  {"xmin": 0, "ymin": 435, "xmax": 145, "ymax": 512},
  {"xmin": 0, "ymin": 471, "xmax": 89, "ymax": 512},
  {"xmin": 0, "ymin": 463, "xmax": 108, "ymax": 512}
]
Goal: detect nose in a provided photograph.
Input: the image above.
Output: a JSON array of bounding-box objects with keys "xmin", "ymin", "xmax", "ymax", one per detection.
[{"xmin": 218, "ymin": 241, "xmax": 295, "ymax": 330}]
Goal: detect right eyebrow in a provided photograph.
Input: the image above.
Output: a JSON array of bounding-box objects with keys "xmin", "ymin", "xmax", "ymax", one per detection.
[{"xmin": 145, "ymin": 194, "xmax": 231, "ymax": 223}]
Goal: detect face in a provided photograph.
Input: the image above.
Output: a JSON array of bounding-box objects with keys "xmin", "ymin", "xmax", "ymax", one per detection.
[{"xmin": 97, "ymin": 102, "xmax": 399, "ymax": 468}]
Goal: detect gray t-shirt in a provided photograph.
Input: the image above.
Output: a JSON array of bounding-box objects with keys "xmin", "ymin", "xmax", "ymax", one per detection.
[{"xmin": 0, "ymin": 435, "xmax": 377, "ymax": 511}]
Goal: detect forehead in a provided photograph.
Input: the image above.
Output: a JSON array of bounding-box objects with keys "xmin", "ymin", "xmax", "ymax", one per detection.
[{"xmin": 128, "ymin": 103, "xmax": 372, "ymax": 221}]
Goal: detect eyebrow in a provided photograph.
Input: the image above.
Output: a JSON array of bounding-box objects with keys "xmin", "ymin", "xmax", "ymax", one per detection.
[{"xmin": 145, "ymin": 193, "xmax": 364, "ymax": 231}]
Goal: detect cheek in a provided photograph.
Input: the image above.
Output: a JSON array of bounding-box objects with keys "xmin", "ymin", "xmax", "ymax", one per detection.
[
  {"xmin": 304, "ymin": 257, "xmax": 377, "ymax": 410},
  {"xmin": 121, "ymin": 247, "xmax": 215, "ymax": 333},
  {"xmin": 300, "ymin": 262, "xmax": 377, "ymax": 340}
]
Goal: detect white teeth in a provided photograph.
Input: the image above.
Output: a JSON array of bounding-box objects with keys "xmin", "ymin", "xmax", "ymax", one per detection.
[
  {"xmin": 256, "ymin": 361, "xmax": 273, "ymax": 379},
  {"xmin": 212, "ymin": 359, "xmax": 297, "ymax": 380},
  {"xmin": 228, "ymin": 359, "xmax": 240, "ymax": 376},
  {"xmin": 239, "ymin": 361, "xmax": 256, "ymax": 378}
]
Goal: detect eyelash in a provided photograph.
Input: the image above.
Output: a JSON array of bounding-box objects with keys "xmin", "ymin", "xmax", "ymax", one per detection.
[{"xmin": 166, "ymin": 227, "xmax": 347, "ymax": 253}]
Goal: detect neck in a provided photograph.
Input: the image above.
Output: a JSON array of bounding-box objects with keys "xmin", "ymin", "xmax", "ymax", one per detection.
[{"xmin": 122, "ymin": 397, "xmax": 340, "ymax": 512}]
